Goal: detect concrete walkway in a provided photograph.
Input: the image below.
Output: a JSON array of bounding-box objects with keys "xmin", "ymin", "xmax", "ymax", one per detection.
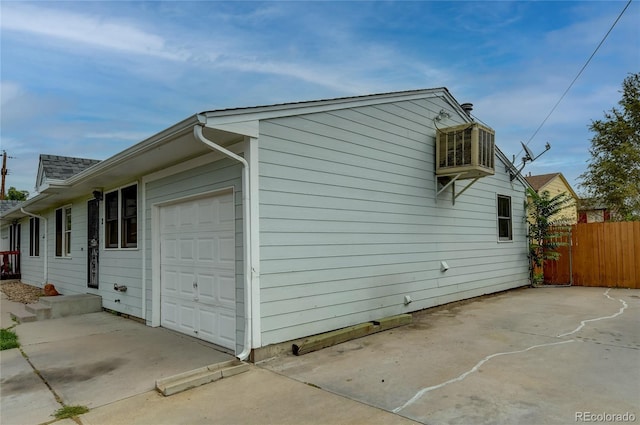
[{"xmin": 1, "ymin": 292, "xmax": 415, "ymax": 425}]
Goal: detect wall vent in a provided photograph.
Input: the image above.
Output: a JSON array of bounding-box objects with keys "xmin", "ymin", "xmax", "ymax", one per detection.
[{"xmin": 436, "ymin": 123, "xmax": 495, "ymax": 179}]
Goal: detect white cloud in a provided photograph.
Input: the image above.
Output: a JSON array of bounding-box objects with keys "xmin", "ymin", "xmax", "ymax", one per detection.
[
  {"xmin": 0, "ymin": 3, "xmax": 189, "ymax": 61},
  {"xmin": 0, "ymin": 81, "xmax": 22, "ymax": 106}
]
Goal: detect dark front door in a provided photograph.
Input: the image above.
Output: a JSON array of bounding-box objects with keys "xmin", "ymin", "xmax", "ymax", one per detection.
[{"xmin": 87, "ymin": 199, "xmax": 99, "ymax": 288}]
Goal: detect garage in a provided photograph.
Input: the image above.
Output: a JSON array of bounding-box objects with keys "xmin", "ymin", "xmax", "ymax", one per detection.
[{"xmin": 159, "ymin": 191, "xmax": 236, "ymax": 349}]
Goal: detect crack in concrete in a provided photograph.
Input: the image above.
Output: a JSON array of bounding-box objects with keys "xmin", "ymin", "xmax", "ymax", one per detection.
[
  {"xmin": 393, "ymin": 288, "xmax": 631, "ymax": 414},
  {"xmin": 557, "ymin": 289, "xmax": 628, "ymax": 338},
  {"xmin": 392, "ymin": 339, "xmax": 575, "ymax": 413}
]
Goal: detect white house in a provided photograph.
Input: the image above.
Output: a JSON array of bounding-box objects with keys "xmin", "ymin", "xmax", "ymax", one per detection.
[{"xmin": 0, "ymin": 88, "xmax": 530, "ymax": 360}]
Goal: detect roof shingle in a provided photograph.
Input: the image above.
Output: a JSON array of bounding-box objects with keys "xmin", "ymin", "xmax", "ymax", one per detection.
[{"xmin": 40, "ymin": 154, "xmax": 100, "ymax": 181}]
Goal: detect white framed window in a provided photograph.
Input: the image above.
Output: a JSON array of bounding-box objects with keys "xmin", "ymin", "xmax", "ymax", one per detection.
[
  {"xmin": 29, "ymin": 217, "xmax": 40, "ymax": 257},
  {"xmin": 105, "ymin": 183, "xmax": 138, "ymax": 249},
  {"xmin": 497, "ymin": 195, "xmax": 512, "ymax": 241},
  {"xmin": 56, "ymin": 205, "xmax": 72, "ymax": 257}
]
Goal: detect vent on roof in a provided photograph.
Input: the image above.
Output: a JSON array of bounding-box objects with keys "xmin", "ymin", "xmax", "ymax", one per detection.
[{"xmin": 436, "ymin": 123, "xmax": 495, "ymax": 179}]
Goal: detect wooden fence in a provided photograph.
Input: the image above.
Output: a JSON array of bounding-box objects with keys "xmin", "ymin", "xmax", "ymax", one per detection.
[{"xmin": 543, "ymin": 222, "xmax": 640, "ymax": 289}]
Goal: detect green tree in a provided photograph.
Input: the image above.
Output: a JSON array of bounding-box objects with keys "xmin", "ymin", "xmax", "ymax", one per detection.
[
  {"xmin": 579, "ymin": 72, "xmax": 640, "ymax": 221},
  {"xmin": 7, "ymin": 186, "xmax": 28, "ymax": 201},
  {"xmin": 527, "ymin": 188, "xmax": 574, "ymax": 285}
]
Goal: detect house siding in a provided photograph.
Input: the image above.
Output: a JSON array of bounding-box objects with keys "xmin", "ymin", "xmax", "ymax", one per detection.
[
  {"xmin": 18, "ymin": 219, "xmax": 44, "ymax": 286},
  {"xmin": 144, "ymin": 157, "xmax": 245, "ymax": 353},
  {"xmin": 258, "ymin": 98, "xmax": 528, "ymax": 345},
  {"xmin": 540, "ymin": 178, "xmax": 578, "ymax": 224},
  {"xmin": 16, "ymin": 193, "xmax": 144, "ymax": 317}
]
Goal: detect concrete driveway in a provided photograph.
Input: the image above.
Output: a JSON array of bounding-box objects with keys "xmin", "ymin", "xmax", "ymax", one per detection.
[
  {"xmin": 1, "ymin": 286, "xmax": 638, "ymax": 425},
  {"xmin": 0, "ymin": 293, "xmax": 414, "ymax": 425},
  {"xmin": 261, "ymin": 287, "xmax": 640, "ymax": 425}
]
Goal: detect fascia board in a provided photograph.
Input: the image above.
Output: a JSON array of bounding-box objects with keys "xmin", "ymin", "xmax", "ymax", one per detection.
[
  {"xmin": 201, "ymin": 88, "xmax": 453, "ymax": 124},
  {"xmin": 1, "ymin": 192, "xmax": 54, "ymax": 221}
]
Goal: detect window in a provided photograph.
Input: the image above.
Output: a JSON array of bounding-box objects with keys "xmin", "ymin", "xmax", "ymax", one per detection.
[
  {"xmin": 497, "ymin": 195, "xmax": 512, "ymax": 241},
  {"xmin": 29, "ymin": 217, "xmax": 40, "ymax": 257},
  {"xmin": 56, "ymin": 205, "xmax": 72, "ymax": 257},
  {"xmin": 105, "ymin": 184, "xmax": 137, "ymax": 249}
]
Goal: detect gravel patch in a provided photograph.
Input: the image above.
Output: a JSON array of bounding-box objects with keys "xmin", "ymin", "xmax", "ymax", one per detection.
[{"xmin": 0, "ymin": 280, "xmax": 43, "ymax": 304}]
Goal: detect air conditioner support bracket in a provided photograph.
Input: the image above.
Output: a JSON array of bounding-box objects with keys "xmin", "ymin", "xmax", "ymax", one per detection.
[{"xmin": 436, "ymin": 174, "xmax": 481, "ymax": 205}]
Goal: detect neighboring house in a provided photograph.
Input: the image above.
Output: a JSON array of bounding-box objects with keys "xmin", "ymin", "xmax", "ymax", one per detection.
[
  {"xmin": 1, "ymin": 199, "xmax": 23, "ymax": 250},
  {"xmin": 0, "ymin": 88, "xmax": 530, "ymax": 359},
  {"xmin": 525, "ymin": 172, "xmax": 578, "ymax": 224},
  {"xmin": 577, "ymin": 199, "xmax": 613, "ymax": 223}
]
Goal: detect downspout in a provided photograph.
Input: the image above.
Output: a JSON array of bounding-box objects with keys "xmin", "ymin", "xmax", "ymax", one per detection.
[
  {"xmin": 20, "ymin": 208, "xmax": 48, "ymax": 285},
  {"xmin": 193, "ymin": 119, "xmax": 252, "ymax": 361}
]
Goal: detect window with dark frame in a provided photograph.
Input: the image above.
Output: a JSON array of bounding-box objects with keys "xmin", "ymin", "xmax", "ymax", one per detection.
[
  {"xmin": 29, "ymin": 217, "xmax": 40, "ymax": 257},
  {"xmin": 105, "ymin": 184, "xmax": 137, "ymax": 249},
  {"xmin": 55, "ymin": 206, "xmax": 72, "ymax": 257},
  {"xmin": 497, "ymin": 195, "xmax": 513, "ymax": 241},
  {"xmin": 105, "ymin": 191, "xmax": 119, "ymax": 248}
]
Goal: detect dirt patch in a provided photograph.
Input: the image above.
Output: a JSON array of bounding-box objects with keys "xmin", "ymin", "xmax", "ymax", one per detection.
[{"xmin": 0, "ymin": 280, "xmax": 43, "ymax": 304}]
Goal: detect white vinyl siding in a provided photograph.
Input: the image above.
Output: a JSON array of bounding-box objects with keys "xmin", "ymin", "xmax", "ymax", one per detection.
[
  {"xmin": 258, "ymin": 98, "xmax": 528, "ymax": 345},
  {"xmin": 18, "ymin": 217, "xmax": 44, "ymax": 287}
]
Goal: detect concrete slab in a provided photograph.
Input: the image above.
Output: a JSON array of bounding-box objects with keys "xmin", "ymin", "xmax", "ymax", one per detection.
[
  {"xmin": 0, "ymin": 291, "xmax": 24, "ymax": 328},
  {"xmin": 15, "ymin": 312, "xmax": 234, "ymax": 409},
  {"xmin": 81, "ymin": 366, "xmax": 419, "ymax": 425},
  {"xmin": 0, "ymin": 348, "xmax": 61, "ymax": 425},
  {"xmin": 261, "ymin": 287, "xmax": 640, "ymax": 425}
]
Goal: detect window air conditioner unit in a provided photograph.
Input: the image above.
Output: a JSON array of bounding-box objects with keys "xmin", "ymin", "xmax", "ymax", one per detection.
[{"xmin": 436, "ymin": 123, "xmax": 495, "ymax": 179}]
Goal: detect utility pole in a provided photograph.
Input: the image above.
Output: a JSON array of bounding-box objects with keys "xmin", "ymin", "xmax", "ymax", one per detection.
[{"xmin": 1, "ymin": 150, "xmax": 7, "ymax": 201}]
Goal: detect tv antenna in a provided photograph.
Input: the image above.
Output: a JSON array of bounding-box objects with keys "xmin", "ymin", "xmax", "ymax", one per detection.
[{"xmin": 507, "ymin": 142, "xmax": 551, "ymax": 181}]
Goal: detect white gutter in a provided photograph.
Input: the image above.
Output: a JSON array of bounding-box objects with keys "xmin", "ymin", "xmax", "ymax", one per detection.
[
  {"xmin": 20, "ymin": 208, "xmax": 48, "ymax": 285},
  {"xmin": 193, "ymin": 120, "xmax": 253, "ymax": 361}
]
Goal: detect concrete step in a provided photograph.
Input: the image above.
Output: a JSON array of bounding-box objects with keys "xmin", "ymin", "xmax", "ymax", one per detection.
[
  {"xmin": 155, "ymin": 359, "xmax": 250, "ymax": 396},
  {"xmin": 25, "ymin": 303, "xmax": 52, "ymax": 320},
  {"xmin": 39, "ymin": 294, "xmax": 102, "ymax": 319},
  {"xmin": 9, "ymin": 305, "xmax": 37, "ymax": 323}
]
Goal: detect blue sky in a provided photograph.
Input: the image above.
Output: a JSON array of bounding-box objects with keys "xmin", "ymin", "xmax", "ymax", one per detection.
[{"xmin": 1, "ymin": 1, "xmax": 638, "ymax": 196}]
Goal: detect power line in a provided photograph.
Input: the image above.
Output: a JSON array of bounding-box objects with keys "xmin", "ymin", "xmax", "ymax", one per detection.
[{"xmin": 520, "ymin": 0, "xmax": 633, "ymax": 153}]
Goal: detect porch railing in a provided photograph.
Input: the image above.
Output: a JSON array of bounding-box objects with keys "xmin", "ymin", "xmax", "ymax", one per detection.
[{"xmin": 0, "ymin": 250, "xmax": 21, "ymax": 280}]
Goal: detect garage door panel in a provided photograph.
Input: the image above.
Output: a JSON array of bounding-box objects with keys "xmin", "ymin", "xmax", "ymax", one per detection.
[
  {"xmin": 163, "ymin": 270, "xmax": 179, "ymax": 294},
  {"xmin": 217, "ymin": 309, "xmax": 236, "ymax": 346},
  {"xmin": 179, "ymin": 238, "xmax": 194, "ymax": 261},
  {"xmin": 160, "ymin": 191, "xmax": 236, "ymax": 350},
  {"xmin": 197, "ymin": 237, "xmax": 216, "ymax": 263},
  {"xmin": 163, "ymin": 238, "xmax": 177, "ymax": 260},
  {"xmin": 162, "ymin": 300, "xmax": 178, "ymax": 326},
  {"xmin": 179, "ymin": 203, "xmax": 197, "ymax": 228},
  {"xmin": 178, "ymin": 304, "xmax": 196, "ymax": 333},
  {"xmin": 218, "ymin": 236, "xmax": 235, "ymax": 264},
  {"xmin": 179, "ymin": 272, "xmax": 196, "ymax": 297},
  {"xmin": 218, "ymin": 196, "xmax": 235, "ymax": 224},
  {"xmin": 197, "ymin": 273, "xmax": 217, "ymax": 303},
  {"xmin": 197, "ymin": 308, "xmax": 217, "ymax": 342},
  {"xmin": 218, "ymin": 274, "xmax": 236, "ymax": 306}
]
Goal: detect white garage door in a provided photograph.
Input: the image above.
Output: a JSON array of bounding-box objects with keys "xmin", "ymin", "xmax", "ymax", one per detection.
[{"xmin": 160, "ymin": 192, "xmax": 236, "ymax": 349}]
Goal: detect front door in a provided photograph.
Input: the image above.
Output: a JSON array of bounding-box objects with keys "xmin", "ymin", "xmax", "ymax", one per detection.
[{"xmin": 87, "ymin": 199, "xmax": 99, "ymax": 288}]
